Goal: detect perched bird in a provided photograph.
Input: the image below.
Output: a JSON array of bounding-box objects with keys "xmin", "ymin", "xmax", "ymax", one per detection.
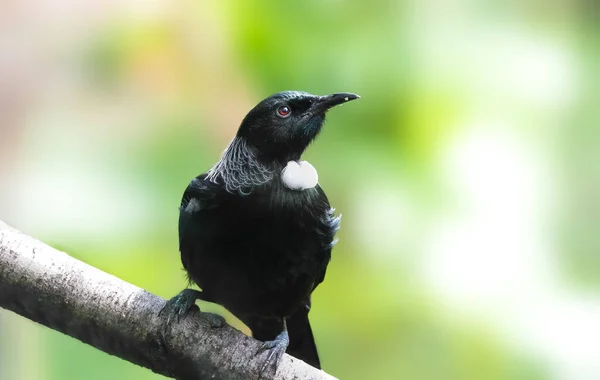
[{"xmin": 162, "ymin": 90, "xmax": 359, "ymax": 372}]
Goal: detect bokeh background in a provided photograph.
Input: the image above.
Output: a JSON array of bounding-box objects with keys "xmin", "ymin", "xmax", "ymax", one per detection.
[{"xmin": 1, "ymin": 1, "xmax": 599, "ymax": 379}]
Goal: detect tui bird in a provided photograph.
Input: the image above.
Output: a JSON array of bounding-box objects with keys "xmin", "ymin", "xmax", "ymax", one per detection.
[{"xmin": 161, "ymin": 90, "xmax": 359, "ymax": 372}]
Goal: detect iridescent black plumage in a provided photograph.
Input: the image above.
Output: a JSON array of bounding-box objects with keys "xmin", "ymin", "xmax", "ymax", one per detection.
[{"xmin": 164, "ymin": 91, "xmax": 358, "ymax": 371}]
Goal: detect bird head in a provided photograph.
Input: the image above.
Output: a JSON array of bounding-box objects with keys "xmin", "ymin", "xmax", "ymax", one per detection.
[{"xmin": 236, "ymin": 91, "xmax": 360, "ymax": 163}]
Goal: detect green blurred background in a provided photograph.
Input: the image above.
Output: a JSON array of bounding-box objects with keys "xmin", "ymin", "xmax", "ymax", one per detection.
[{"xmin": 1, "ymin": 1, "xmax": 599, "ymax": 379}]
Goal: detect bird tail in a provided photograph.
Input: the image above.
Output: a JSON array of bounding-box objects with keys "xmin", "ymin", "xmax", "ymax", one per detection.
[
  {"xmin": 286, "ymin": 307, "xmax": 321, "ymax": 369},
  {"xmin": 244, "ymin": 308, "xmax": 321, "ymax": 369}
]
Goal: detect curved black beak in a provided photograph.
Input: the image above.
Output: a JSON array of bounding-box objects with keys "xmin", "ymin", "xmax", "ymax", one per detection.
[{"xmin": 312, "ymin": 92, "xmax": 360, "ymax": 114}]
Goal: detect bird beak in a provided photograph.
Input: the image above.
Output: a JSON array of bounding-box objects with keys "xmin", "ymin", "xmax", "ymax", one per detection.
[{"xmin": 312, "ymin": 93, "xmax": 360, "ymax": 114}]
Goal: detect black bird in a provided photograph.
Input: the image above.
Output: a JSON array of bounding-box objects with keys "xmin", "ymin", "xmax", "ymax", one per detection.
[{"xmin": 162, "ymin": 90, "xmax": 359, "ymax": 372}]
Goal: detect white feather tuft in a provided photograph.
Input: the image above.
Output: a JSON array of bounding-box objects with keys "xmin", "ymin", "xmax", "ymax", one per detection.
[{"xmin": 281, "ymin": 160, "xmax": 318, "ymax": 190}]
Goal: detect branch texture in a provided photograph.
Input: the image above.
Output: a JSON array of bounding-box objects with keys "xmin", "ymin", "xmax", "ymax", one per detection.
[{"xmin": 0, "ymin": 220, "xmax": 337, "ymax": 380}]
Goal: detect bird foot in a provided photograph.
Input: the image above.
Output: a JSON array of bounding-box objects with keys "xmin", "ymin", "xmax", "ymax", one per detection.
[
  {"xmin": 256, "ymin": 330, "xmax": 290, "ymax": 378},
  {"xmin": 159, "ymin": 289, "xmax": 202, "ymax": 326},
  {"xmin": 203, "ymin": 312, "xmax": 226, "ymax": 328},
  {"xmin": 160, "ymin": 289, "xmax": 225, "ymax": 329}
]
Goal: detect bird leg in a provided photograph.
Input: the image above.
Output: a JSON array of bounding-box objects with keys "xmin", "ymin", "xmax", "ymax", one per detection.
[
  {"xmin": 159, "ymin": 288, "xmax": 225, "ymax": 328},
  {"xmin": 256, "ymin": 318, "xmax": 290, "ymax": 377}
]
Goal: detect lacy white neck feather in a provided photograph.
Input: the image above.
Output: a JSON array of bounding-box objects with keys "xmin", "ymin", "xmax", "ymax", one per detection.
[{"xmin": 206, "ymin": 137, "xmax": 274, "ymax": 194}]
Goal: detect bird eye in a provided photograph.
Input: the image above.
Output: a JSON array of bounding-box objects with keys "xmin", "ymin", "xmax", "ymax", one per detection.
[{"xmin": 277, "ymin": 105, "xmax": 291, "ymax": 118}]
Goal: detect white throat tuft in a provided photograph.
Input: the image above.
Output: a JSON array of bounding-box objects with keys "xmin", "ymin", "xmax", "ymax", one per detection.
[{"xmin": 281, "ymin": 160, "xmax": 318, "ymax": 190}]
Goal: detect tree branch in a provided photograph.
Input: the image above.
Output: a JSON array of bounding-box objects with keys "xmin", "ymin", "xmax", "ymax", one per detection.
[{"xmin": 0, "ymin": 220, "xmax": 337, "ymax": 380}]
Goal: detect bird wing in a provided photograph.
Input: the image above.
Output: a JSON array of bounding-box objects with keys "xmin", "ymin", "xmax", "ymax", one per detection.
[
  {"xmin": 311, "ymin": 185, "xmax": 341, "ymax": 291},
  {"xmin": 178, "ymin": 174, "xmax": 221, "ymax": 269}
]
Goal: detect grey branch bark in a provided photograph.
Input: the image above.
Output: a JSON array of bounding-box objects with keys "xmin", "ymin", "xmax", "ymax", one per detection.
[{"xmin": 0, "ymin": 220, "xmax": 337, "ymax": 380}]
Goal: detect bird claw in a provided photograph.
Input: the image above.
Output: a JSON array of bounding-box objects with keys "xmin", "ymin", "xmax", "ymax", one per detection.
[
  {"xmin": 159, "ymin": 289, "xmax": 199, "ymax": 326},
  {"xmin": 256, "ymin": 330, "xmax": 290, "ymax": 378},
  {"xmin": 203, "ymin": 312, "xmax": 226, "ymax": 328},
  {"xmin": 160, "ymin": 289, "xmax": 225, "ymax": 332}
]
